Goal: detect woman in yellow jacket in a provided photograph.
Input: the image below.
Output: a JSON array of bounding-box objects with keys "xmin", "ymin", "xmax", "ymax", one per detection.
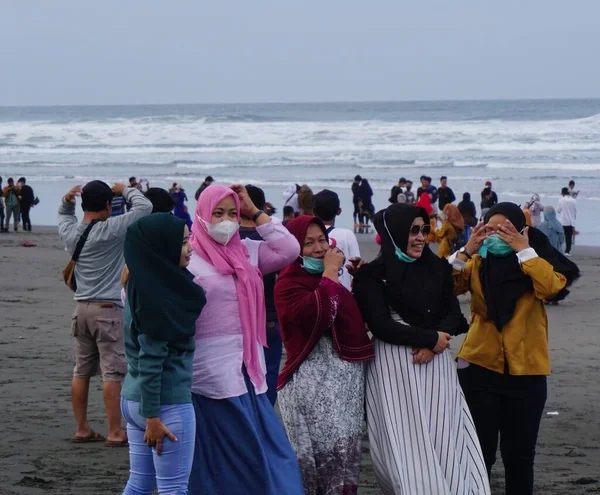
[
  {"xmin": 435, "ymin": 203, "xmax": 465, "ymax": 259},
  {"xmin": 449, "ymin": 202, "xmax": 576, "ymax": 495}
]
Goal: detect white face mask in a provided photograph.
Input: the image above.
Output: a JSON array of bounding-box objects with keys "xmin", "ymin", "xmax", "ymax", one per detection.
[{"xmin": 200, "ymin": 217, "xmax": 239, "ymax": 245}]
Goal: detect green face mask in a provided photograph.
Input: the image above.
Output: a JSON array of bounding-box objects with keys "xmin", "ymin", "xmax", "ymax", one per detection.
[
  {"xmin": 302, "ymin": 256, "xmax": 325, "ymax": 274},
  {"xmin": 480, "ymin": 234, "xmax": 513, "ymax": 258},
  {"xmin": 384, "ymin": 211, "xmax": 417, "ymax": 263}
]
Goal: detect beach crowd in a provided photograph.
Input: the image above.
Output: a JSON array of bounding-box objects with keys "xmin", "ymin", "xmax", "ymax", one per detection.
[{"xmin": 40, "ymin": 169, "xmax": 582, "ymax": 495}]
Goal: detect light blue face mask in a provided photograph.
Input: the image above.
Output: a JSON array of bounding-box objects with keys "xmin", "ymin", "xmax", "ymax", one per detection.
[
  {"xmin": 302, "ymin": 256, "xmax": 325, "ymax": 274},
  {"xmin": 384, "ymin": 212, "xmax": 417, "ymax": 263},
  {"xmin": 480, "ymin": 234, "xmax": 513, "ymax": 258}
]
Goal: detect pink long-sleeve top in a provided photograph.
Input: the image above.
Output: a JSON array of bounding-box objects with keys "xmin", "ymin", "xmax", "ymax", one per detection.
[{"xmin": 188, "ymin": 218, "xmax": 300, "ymax": 399}]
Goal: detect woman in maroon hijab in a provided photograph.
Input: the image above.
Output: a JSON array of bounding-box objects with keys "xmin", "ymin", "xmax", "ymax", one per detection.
[{"xmin": 275, "ymin": 215, "xmax": 373, "ymax": 495}]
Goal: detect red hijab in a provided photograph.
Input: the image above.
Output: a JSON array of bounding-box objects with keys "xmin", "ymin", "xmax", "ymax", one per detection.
[
  {"xmin": 416, "ymin": 191, "xmax": 433, "ymax": 215},
  {"xmin": 275, "ymin": 216, "xmax": 373, "ymax": 388}
]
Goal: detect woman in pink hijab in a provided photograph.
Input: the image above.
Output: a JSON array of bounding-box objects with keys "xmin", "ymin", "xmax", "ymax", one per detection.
[{"xmin": 187, "ymin": 184, "xmax": 303, "ymax": 494}]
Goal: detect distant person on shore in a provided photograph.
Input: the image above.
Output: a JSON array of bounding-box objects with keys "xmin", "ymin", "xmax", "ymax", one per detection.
[
  {"xmin": 434, "ymin": 204, "xmax": 466, "ymax": 259},
  {"xmin": 437, "ymin": 175, "xmax": 456, "ymax": 211},
  {"xmin": 539, "ymin": 206, "xmax": 565, "ymax": 253},
  {"xmin": 121, "ymin": 214, "xmax": 206, "ymax": 494},
  {"xmin": 357, "ymin": 178, "xmax": 375, "ymax": 231},
  {"xmin": 557, "ymin": 187, "xmax": 577, "ymax": 256},
  {"xmin": 352, "ymin": 175, "xmax": 362, "ymax": 227},
  {"xmin": 524, "ymin": 193, "xmax": 543, "ymax": 227},
  {"xmin": 58, "ymin": 180, "xmax": 152, "ymax": 446},
  {"xmin": 450, "ymin": 203, "xmax": 574, "ymax": 494},
  {"xmin": 238, "ymin": 185, "xmax": 283, "ymax": 406},
  {"xmin": 170, "ymin": 183, "xmax": 188, "ymax": 220},
  {"xmin": 458, "ymin": 192, "xmax": 478, "ymax": 227},
  {"xmin": 388, "ymin": 177, "xmax": 407, "ymax": 204},
  {"xmin": 417, "ymin": 175, "xmax": 438, "ymax": 210},
  {"xmin": 282, "ymin": 183, "xmax": 301, "ymax": 214},
  {"xmin": 0, "ymin": 177, "xmax": 5, "ymax": 232},
  {"xmin": 282, "ymin": 205, "xmax": 295, "ymax": 225},
  {"xmin": 194, "ymin": 176, "xmax": 214, "ymax": 200},
  {"xmin": 404, "ymin": 180, "xmax": 416, "ymax": 204},
  {"xmin": 353, "ymin": 204, "xmax": 488, "ymax": 495},
  {"xmin": 3, "ymin": 178, "xmax": 20, "ymax": 232},
  {"xmin": 297, "ymin": 184, "xmax": 314, "ymax": 216},
  {"xmin": 313, "ymin": 189, "xmax": 361, "ymax": 290},
  {"xmin": 568, "ymin": 180, "xmax": 579, "ymax": 198},
  {"xmin": 480, "ymin": 181, "xmax": 498, "ymax": 214},
  {"xmin": 16, "ymin": 177, "xmax": 35, "ymax": 232}
]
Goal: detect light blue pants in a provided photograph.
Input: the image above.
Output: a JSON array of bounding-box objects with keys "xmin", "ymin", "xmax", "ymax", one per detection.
[{"xmin": 121, "ymin": 398, "xmax": 196, "ymax": 495}]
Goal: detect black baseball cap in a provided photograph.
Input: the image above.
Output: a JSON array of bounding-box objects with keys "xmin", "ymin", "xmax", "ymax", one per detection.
[{"xmin": 81, "ymin": 180, "xmax": 113, "ymax": 212}]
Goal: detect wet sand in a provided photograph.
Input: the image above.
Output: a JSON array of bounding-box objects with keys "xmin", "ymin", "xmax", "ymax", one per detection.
[{"xmin": 0, "ymin": 227, "xmax": 599, "ymax": 494}]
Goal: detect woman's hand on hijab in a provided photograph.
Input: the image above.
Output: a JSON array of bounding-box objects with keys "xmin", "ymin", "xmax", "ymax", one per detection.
[
  {"xmin": 497, "ymin": 220, "xmax": 530, "ymax": 253},
  {"xmin": 346, "ymin": 256, "xmax": 367, "ymax": 277},
  {"xmin": 412, "ymin": 348, "xmax": 435, "ymax": 364},
  {"xmin": 231, "ymin": 184, "xmax": 260, "ymax": 218},
  {"xmin": 463, "ymin": 221, "xmax": 490, "ymax": 257},
  {"xmin": 432, "ymin": 332, "xmax": 452, "ymax": 354},
  {"xmin": 144, "ymin": 417, "xmax": 178, "ymax": 456}
]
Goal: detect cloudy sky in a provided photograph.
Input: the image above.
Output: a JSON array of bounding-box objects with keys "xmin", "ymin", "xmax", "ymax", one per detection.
[{"xmin": 1, "ymin": 0, "xmax": 598, "ymax": 105}]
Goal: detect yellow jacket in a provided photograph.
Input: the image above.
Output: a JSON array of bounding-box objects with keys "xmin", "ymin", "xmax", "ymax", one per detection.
[
  {"xmin": 452, "ymin": 249, "xmax": 567, "ymax": 376},
  {"xmin": 435, "ymin": 221, "xmax": 457, "ymax": 259}
]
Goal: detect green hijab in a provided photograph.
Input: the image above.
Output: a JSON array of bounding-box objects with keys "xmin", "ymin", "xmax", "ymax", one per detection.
[{"xmin": 124, "ymin": 213, "xmax": 206, "ymax": 342}]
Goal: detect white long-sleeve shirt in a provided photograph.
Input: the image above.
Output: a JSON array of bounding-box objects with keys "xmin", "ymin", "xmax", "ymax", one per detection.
[{"xmin": 557, "ymin": 195, "xmax": 577, "ymax": 227}]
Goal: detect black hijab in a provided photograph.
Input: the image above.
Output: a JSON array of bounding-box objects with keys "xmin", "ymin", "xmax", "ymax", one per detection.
[
  {"xmin": 481, "ymin": 203, "xmax": 580, "ymax": 331},
  {"xmin": 358, "ymin": 179, "xmax": 373, "ymax": 201},
  {"xmin": 125, "ymin": 213, "xmax": 206, "ymax": 342},
  {"xmin": 365, "ymin": 203, "xmax": 454, "ymax": 328}
]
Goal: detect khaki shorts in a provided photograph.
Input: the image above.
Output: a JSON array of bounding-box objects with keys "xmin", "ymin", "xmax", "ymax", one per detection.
[{"xmin": 71, "ymin": 302, "xmax": 126, "ymax": 382}]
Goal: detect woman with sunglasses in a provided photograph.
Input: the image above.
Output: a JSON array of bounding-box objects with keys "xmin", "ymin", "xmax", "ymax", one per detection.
[
  {"xmin": 450, "ymin": 203, "xmax": 578, "ymax": 494},
  {"xmin": 353, "ymin": 203, "xmax": 490, "ymax": 495}
]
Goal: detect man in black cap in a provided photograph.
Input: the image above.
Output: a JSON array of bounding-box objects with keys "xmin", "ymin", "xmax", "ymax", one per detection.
[
  {"xmin": 58, "ymin": 180, "xmax": 152, "ymax": 445},
  {"xmin": 195, "ymin": 176, "xmax": 214, "ymax": 200}
]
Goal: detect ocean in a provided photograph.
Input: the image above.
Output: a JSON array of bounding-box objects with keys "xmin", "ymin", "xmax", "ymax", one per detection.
[{"xmin": 1, "ymin": 99, "xmax": 599, "ymax": 243}]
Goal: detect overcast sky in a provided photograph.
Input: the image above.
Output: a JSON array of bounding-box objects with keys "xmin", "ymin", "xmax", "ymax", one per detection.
[{"xmin": 1, "ymin": 1, "xmax": 598, "ymax": 105}]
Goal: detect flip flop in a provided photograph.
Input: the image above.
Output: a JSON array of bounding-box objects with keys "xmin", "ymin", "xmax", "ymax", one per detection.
[
  {"xmin": 105, "ymin": 436, "xmax": 129, "ymax": 448},
  {"xmin": 72, "ymin": 430, "xmax": 105, "ymax": 443}
]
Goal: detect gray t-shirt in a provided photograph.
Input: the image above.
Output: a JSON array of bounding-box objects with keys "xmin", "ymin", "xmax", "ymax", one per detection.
[{"xmin": 58, "ymin": 188, "xmax": 153, "ymax": 304}]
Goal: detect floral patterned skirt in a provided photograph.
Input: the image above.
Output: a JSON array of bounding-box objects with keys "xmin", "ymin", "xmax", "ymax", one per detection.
[{"xmin": 278, "ymin": 336, "xmax": 366, "ymax": 495}]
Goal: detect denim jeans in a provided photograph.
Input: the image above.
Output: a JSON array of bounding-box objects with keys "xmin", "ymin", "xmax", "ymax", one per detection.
[
  {"xmin": 121, "ymin": 398, "xmax": 196, "ymax": 495},
  {"xmin": 264, "ymin": 320, "xmax": 283, "ymax": 405}
]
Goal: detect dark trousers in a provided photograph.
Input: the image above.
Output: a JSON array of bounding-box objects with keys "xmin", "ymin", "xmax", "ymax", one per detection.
[
  {"xmin": 21, "ymin": 204, "xmax": 32, "ymax": 231},
  {"xmin": 264, "ymin": 320, "xmax": 283, "ymax": 406},
  {"xmin": 563, "ymin": 226, "xmax": 574, "ymax": 253},
  {"xmin": 459, "ymin": 365, "xmax": 547, "ymax": 495}
]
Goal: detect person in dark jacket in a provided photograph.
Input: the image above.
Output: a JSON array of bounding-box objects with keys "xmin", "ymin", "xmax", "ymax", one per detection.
[
  {"xmin": 194, "ymin": 176, "xmax": 214, "ymax": 200},
  {"xmin": 437, "ymin": 176, "xmax": 456, "ymax": 211},
  {"xmin": 357, "ymin": 178, "xmax": 375, "ymax": 230},
  {"xmin": 18, "ymin": 177, "xmax": 36, "ymax": 231}
]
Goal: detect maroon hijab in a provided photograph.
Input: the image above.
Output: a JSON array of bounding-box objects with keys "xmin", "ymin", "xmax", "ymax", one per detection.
[{"xmin": 275, "ymin": 215, "xmax": 373, "ymax": 388}]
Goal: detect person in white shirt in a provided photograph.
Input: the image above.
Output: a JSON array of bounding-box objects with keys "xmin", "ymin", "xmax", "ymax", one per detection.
[
  {"xmin": 313, "ymin": 189, "xmax": 361, "ymax": 290},
  {"xmin": 557, "ymin": 187, "xmax": 577, "ymax": 255},
  {"xmin": 282, "ymin": 184, "xmax": 300, "ymax": 214}
]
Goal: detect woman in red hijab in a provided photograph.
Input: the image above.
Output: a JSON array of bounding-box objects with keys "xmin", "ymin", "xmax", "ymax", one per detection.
[{"xmin": 275, "ymin": 215, "xmax": 374, "ymax": 495}]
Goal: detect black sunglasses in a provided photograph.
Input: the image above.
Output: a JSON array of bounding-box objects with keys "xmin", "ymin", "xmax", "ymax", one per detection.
[{"xmin": 409, "ymin": 224, "xmax": 431, "ymax": 236}]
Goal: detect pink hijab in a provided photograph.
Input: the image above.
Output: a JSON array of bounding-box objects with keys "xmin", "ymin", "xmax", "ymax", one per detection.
[{"xmin": 191, "ymin": 185, "xmax": 266, "ymax": 389}]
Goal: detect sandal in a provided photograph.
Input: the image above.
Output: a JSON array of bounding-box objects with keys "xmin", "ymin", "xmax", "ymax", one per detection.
[
  {"xmin": 72, "ymin": 430, "xmax": 105, "ymax": 443},
  {"xmin": 105, "ymin": 435, "xmax": 129, "ymax": 448}
]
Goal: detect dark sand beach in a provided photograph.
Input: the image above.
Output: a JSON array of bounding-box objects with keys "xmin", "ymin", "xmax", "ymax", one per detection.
[{"xmin": 1, "ymin": 227, "xmax": 599, "ymax": 494}]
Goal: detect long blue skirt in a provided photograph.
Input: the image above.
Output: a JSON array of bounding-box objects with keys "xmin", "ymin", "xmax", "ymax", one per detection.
[{"xmin": 188, "ymin": 374, "xmax": 303, "ymax": 495}]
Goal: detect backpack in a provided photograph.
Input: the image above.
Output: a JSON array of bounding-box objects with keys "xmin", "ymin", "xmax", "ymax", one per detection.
[{"xmin": 452, "ymin": 230, "xmax": 467, "ymax": 252}]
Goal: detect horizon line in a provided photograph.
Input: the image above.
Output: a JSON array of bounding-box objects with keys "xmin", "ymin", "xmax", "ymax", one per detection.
[{"xmin": 1, "ymin": 96, "xmax": 600, "ymax": 109}]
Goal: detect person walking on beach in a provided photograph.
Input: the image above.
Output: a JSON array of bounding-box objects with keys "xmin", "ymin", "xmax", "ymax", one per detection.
[
  {"xmin": 539, "ymin": 206, "xmax": 566, "ymax": 253},
  {"xmin": 58, "ymin": 180, "xmax": 152, "ymax": 445},
  {"xmin": 238, "ymin": 185, "xmax": 284, "ymax": 405},
  {"xmin": 0, "ymin": 177, "xmax": 6, "ymax": 233},
  {"xmin": 449, "ymin": 203, "xmax": 577, "ymax": 494},
  {"xmin": 352, "ymin": 175, "xmax": 362, "ymax": 228},
  {"xmin": 458, "ymin": 192, "xmax": 478, "ymax": 241},
  {"xmin": 524, "ymin": 193, "xmax": 543, "ymax": 227},
  {"xmin": 313, "ymin": 189, "xmax": 361, "ymax": 290},
  {"xmin": 17, "ymin": 177, "xmax": 35, "ymax": 231},
  {"xmin": 404, "ymin": 180, "xmax": 416, "ymax": 204},
  {"xmin": 417, "ymin": 175, "xmax": 438, "ymax": 209},
  {"xmin": 187, "ymin": 185, "xmax": 303, "ymax": 494},
  {"xmin": 169, "ymin": 183, "xmax": 188, "ymax": 220},
  {"xmin": 438, "ymin": 175, "xmax": 456, "ymax": 211},
  {"xmin": 480, "ymin": 181, "xmax": 498, "ymax": 213},
  {"xmin": 357, "ymin": 178, "xmax": 375, "ymax": 231},
  {"xmin": 557, "ymin": 187, "xmax": 577, "ymax": 256},
  {"xmin": 388, "ymin": 177, "xmax": 407, "ymax": 204},
  {"xmin": 194, "ymin": 176, "xmax": 214, "ymax": 200},
  {"xmin": 3, "ymin": 177, "xmax": 21, "ymax": 232},
  {"xmin": 275, "ymin": 215, "xmax": 374, "ymax": 495},
  {"xmin": 353, "ymin": 204, "xmax": 489, "ymax": 495},
  {"xmin": 121, "ymin": 214, "xmax": 206, "ymax": 494},
  {"xmin": 568, "ymin": 180, "xmax": 579, "ymax": 198}
]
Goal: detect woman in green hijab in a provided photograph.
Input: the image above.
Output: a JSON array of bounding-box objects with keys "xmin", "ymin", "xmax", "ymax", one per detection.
[{"xmin": 121, "ymin": 213, "xmax": 206, "ymax": 495}]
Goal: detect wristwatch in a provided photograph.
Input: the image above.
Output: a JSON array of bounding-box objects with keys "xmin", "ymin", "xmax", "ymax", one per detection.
[{"xmin": 459, "ymin": 247, "xmax": 472, "ymax": 259}]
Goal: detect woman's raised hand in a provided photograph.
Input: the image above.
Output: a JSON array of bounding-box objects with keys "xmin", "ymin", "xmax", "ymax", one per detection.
[
  {"xmin": 231, "ymin": 184, "xmax": 259, "ymax": 218},
  {"xmin": 324, "ymin": 248, "xmax": 345, "ymax": 273},
  {"xmin": 464, "ymin": 221, "xmax": 489, "ymax": 256},
  {"xmin": 497, "ymin": 220, "xmax": 530, "ymax": 253}
]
